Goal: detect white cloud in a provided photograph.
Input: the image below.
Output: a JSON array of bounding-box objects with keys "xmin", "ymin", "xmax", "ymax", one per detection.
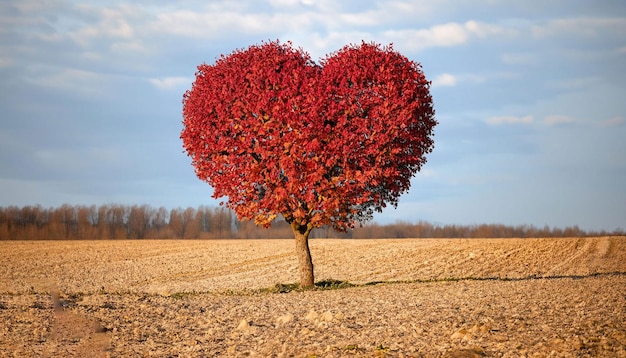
[
  {"xmin": 485, "ymin": 115, "xmax": 534, "ymax": 125},
  {"xmin": 544, "ymin": 115, "xmax": 576, "ymax": 126},
  {"xmin": 531, "ymin": 17, "xmax": 626, "ymax": 39},
  {"xmin": 432, "ymin": 73, "xmax": 457, "ymax": 87},
  {"xmin": 68, "ymin": 6, "xmax": 137, "ymax": 47},
  {"xmin": 339, "ymin": 10, "xmax": 384, "ymax": 27},
  {"xmin": 335, "ymin": 1, "xmax": 434, "ymax": 28},
  {"xmin": 268, "ymin": 0, "xmax": 313, "ymax": 7},
  {"xmin": 597, "ymin": 116, "xmax": 625, "ymax": 128},
  {"xmin": 385, "ymin": 20, "xmax": 509, "ymax": 52},
  {"xmin": 20, "ymin": 3, "xmax": 512, "ymax": 61},
  {"xmin": 25, "ymin": 67, "xmax": 110, "ymax": 97},
  {"xmin": 149, "ymin": 76, "xmax": 192, "ymax": 90},
  {"xmin": 501, "ymin": 18, "xmax": 626, "ymax": 66},
  {"xmin": 465, "ymin": 20, "xmax": 507, "ymax": 38},
  {"xmin": 391, "ymin": 22, "xmax": 469, "ymax": 49},
  {"xmin": 299, "ymin": 31, "xmax": 376, "ymax": 59},
  {"xmin": 151, "ymin": 10, "xmax": 212, "ymax": 37},
  {"xmin": 149, "ymin": 4, "xmax": 320, "ymax": 39},
  {"xmin": 431, "ymin": 71, "xmax": 516, "ymax": 88}
]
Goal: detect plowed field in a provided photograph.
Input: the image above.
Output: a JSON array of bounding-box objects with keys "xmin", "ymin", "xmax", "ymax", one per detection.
[{"xmin": 1, "ymin": 237, "xmax": 625, "ymax": 357}]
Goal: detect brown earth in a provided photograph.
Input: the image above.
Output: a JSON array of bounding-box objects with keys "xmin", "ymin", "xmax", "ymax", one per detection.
[{"xmin": 1, "ymin": 237, "xmax": 625, "ymax": 357}]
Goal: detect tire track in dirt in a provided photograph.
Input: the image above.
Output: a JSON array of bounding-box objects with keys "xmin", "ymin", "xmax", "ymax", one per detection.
[
  {"xmin": 543, "ymin": 238, "xmax": 591, "ymax": 277},
  {"xmin": 595, "ymin": 236, "xmax": 611, "ymax": 258},
  {"xmin": 589, "ymin": 236, "xmax": 626, "ymax": 273},
  {"xmin": 543, "ymin": 237, "xmax": 625, "ymax": 277}
]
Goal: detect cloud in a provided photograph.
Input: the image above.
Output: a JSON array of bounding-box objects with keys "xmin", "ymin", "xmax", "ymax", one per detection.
[
  {"xmin": 339, "ymin": 10, "xmax": 385, "ymax": 27},
  {"xmin": 110, "ymin": 40, "xmax": 150, "ymax": 55},
  {"xmin": 386, "ymin": 23, "xmax": 469, "ymax": 50},
  {"xmin": 464, "ymin": 20, "xmax": 507, "ymax": 38},
  {"xmin": 531, "ymin": 17, "xmax": 626, "ymax": 39},
  {"xmin": 597, "ymin": 116, "xmax": 625, "ymax": 128},
  {"xmin": 60, "ymin": 5, "xmax": 138, "ymax": 48},
  {"xmin": 268, "ymin": 0, "xmax": 314, "ymax": 7},
  {"xmin": 432, "ymin": 73, "xmax": 457, "ymax": 87},
  {"xmin": 485, "ymin": 115, "xmax": 534, "ymax": 125},
  {"xmin": 500, "ymin": 18, "xmax": 626, "ymax": 66},
  {"xmin": 293, "ymin": 30, "xmax": 378, "ymax": 60},
  {"xmin": 544, "ymin": 115, "xmax": 576, "ymax": 126},
  {"xmin": 24, "ymin": 66, "xmax": 111, "ymax": 97},
  {"xmin": 149, "ymin": 76, "xmax": 192, "ymax": 90},
  {"xmin": 432, "ymin": 71, "xmax": 519, "ymax": 88},
  {"xmin": 545, "ymin": 77, "xmax": 603, "ymax": 91},
  {"xmin": 385, "ymin": 20, "xmax": 511, "ymax": 52},
  {"xmin": 334, "ymin": 1, "xmax": 436, "ymax": 28},
  {"xmin": 0, "ymin": 56, "xmax": 13, "ymax": 67},
  {"xmin": 150, "ymin": 8, "xmax": 316, "ymax": 39},
  {"xmin": 501, "ymin": 52, "xmax": 538, "ymax": 65}
]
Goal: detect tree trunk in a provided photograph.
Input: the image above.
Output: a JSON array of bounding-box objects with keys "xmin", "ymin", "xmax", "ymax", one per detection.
[{"xmin": 291, "ymin": 222, "xmax": 315, "ymax": 288}]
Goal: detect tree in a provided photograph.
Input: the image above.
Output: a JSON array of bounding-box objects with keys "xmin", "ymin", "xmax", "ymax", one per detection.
[
  {"xmin": 169, "ymin": 207, "xmax": 197, "ymax": 239},
  {"xmin": 181, "ymin": 40, "xmax": 436, "ymax": 287},
  {"xmin": 128, "ymin": 205, "xmax": 154, "ymax": 239}
]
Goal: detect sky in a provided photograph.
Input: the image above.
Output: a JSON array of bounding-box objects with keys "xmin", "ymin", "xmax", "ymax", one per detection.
[{"xmin": 1, "ymin": 0, "xmax": 625, "ymax": 232}]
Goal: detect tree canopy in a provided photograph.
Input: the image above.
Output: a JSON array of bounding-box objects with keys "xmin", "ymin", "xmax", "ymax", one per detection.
[{"xmin": 181, "ymin": 40, "xmax": 436, "ymax": 232}]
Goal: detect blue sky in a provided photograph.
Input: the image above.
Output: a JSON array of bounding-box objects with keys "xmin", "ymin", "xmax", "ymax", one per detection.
[{"xmin": 1, "ymin": 0, "xmax": 625, "ymax": 232}]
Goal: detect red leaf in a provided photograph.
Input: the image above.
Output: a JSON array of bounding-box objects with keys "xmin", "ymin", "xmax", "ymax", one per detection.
[{"xmin": 181, "ymin": 40, "xmax": 436, "ymax": 231}]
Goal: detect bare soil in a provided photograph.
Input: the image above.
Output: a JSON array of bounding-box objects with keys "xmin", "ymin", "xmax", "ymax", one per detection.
[{"xmin": 1, "ymin": 237, "xmax": 625, "ymax": 357}]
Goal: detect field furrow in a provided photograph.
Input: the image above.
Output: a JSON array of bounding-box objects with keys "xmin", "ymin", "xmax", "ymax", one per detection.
[{"xmin": 1, "ymin": 237, "xmax": 624, "ymax": 357}]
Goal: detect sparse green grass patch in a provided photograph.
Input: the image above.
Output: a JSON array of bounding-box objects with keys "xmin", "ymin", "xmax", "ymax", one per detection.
[{"xmin": 257, "ymin": 279, "xmax": 356, "ymax": 293}]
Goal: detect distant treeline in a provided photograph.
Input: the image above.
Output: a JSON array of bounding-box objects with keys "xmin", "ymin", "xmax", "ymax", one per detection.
[{"xmin": 0, "ymin": 204, "xmax": 622, "ymax": 240}]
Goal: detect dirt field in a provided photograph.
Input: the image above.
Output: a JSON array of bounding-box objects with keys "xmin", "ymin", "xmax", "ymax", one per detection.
[{"xmin": 1, "ymin": 237, "xmax": 625, "ymax": 357}]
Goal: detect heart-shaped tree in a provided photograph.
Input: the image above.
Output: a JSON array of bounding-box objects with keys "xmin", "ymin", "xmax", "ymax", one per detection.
[{"xmin": 181, "ymin": 40, "xmax": 436, "ymax": 287}]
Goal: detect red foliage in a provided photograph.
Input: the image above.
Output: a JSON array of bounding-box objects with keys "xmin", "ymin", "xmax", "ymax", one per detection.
[{"xmin": 181, "ymin": 40, "xmax": 436, "ymax": 231}]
